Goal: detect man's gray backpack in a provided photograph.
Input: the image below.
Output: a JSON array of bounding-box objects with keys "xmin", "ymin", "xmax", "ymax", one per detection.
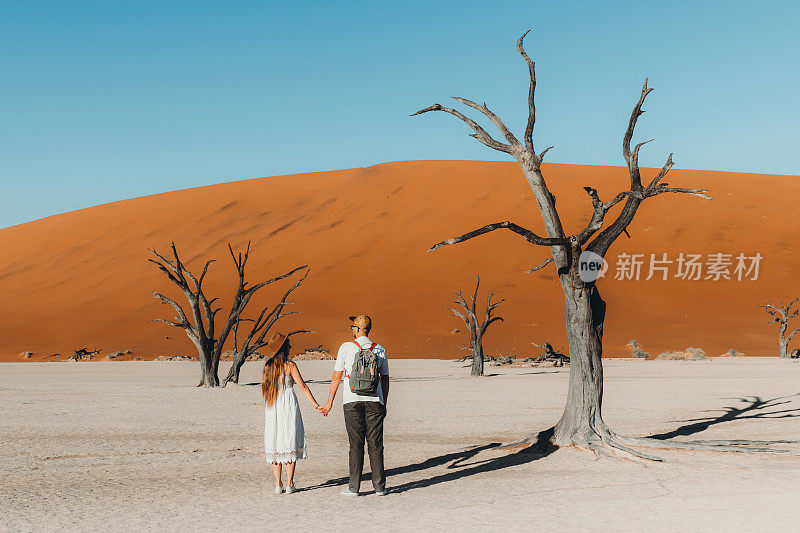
[{"xmin": 349, "ymin": 341, "xmax": 380, "ymax": 395}]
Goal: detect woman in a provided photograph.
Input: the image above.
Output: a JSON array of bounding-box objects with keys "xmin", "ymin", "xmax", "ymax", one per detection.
[{"xmin": 262, "ymin": 332, "xmax": 322, "ymax": 493}]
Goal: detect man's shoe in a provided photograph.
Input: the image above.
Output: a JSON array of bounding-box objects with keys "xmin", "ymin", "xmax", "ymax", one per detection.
[
  {"xmin": 286, "ymin": 484, "xmax": 297, "ymax": 494},
  {"xmin": 340, "ymin": 488, "xmax": 359, "ymax": 496},
  {"xmin": 375, "ymin": 490, "xmax": 387, "ymax": 496}
]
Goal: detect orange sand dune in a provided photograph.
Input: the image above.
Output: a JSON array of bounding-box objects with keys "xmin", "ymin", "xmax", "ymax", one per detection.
[{"xmin": 1, "ymin": 161, "xmax": 798, "ymax": 361}]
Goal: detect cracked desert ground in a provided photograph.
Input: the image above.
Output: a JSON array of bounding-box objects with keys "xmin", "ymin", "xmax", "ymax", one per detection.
[{"xmin": 2, "ymin": 358, "xmax": 799, "ymax": 531}]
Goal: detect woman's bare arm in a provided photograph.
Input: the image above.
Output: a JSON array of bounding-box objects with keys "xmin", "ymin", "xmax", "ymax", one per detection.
[{"xmin": 290, "ymin": 362, "xmax": 321, "ymax": 410}]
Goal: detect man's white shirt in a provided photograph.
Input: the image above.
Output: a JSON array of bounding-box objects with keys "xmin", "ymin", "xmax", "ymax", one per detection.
[{"xmin": 334, "ymin": 336, "xmax": 389, "ymax": 405}]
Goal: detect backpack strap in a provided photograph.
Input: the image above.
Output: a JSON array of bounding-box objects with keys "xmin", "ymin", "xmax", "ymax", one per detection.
[
  {"xmin": 352, "ymin": 341, "xmax": 376, "ymax": 352},
  {"xmin": 345, "ymin": 342, "xmax": 362, "ymax": 379}
]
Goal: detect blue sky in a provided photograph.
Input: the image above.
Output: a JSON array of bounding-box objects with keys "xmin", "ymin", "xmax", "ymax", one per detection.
[{"xmin": 1, "ymin": 0, "xmax": 798, "ymax": 229}]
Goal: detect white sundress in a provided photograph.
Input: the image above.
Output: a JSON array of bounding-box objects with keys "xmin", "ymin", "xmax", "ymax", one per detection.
[{"xmin": 264, "ymin": 374, "xmax": 307, "ymax": 463}]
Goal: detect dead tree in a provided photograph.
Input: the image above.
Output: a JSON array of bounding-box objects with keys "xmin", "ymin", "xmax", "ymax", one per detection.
[
  {"xmin": 148, "ymin": 242, "xmax": 306, "ymax": 387},
  {"xmin": 449, "ymin": 276, "xmax": 504, "ymax": 376},
  {"xmin": 222, "ymin": 268, "xmax": 312, "ymax": 386},
  {"xmin": 414, "ymin": 31, "xmax": 796, "ymax": 460},
  {"xmin": 532, "ymin": 342, "xmax": 569, "ymax": 366},
  {"xmin": 760, "ymin": 299, "xmax": 800, "ymax": 358}
]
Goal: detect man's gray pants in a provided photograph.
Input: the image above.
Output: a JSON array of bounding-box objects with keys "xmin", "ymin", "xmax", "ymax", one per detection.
[{"xmin": 343, "ymin": 401, "xmax": 386, "ymax": 493}]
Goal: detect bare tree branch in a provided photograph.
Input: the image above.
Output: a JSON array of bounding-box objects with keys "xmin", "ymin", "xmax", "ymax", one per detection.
[
  {"xmin": 252, "ymin": 268, "xmax": 311, "ymax": 346},
  {"xmin": 644, "ymin": 153, "xmax": 674, "ymax": 192},
  {"xmin": 147, "ymin": 257, "xmax": 183, "ymax": 287},
  {"xmin": 196, "ymin": 259, "xmax": 217, "ymax": 292},
  {"xmin": 586, "ymin": 84, "xmax": 711, "ymax": 257},
  {"xmin": 516, "ymin": 30, "xmax": 536, "ymax": 155},
  {"xmin": 451, "ymin": 97, "xmax": 520, "ymax": 146},
  {"xmin": 576, "ymin": 187, "xmax": 631, "ymax": 245},
  {"xmin": 471, "ymin": 277, "xmax": 480, "ymax": 318},
  {"xmin": 623, "ymin": 79, "xmax": 654, "ymax": 184},
  {"xmin": 481, "ymin": 291, "xmax": 506, "ymax": 335},
  {"xmin": 538, "ymin": 146, "xmax": 554, "ymax": 162},
  {"xmin": 428, "ymin": 221, "xmax": 568, "ymax": 253},
  {"xmin": 286, "ymin": 329, "xmax": 313, "ymax": 338},
  {"xmin": 148, "ymin": 318, "xmax": 186, "ymax": 328},
  {"xmin": 448, "ymin": 307, "xmax": 470, "ymax": 325},
  {"xmin": 647, "ymin": 185, "xmax": 713, "ymax": 200},
  {"xmin": 453, "ymin": 290, "xmax": 469, "ymax": 309},
  {"xmin": 525, "ymin": 257, "xmax": 554, "ymax": 273},
  {"xmin": 151, "ymin": 291, "xmax": 190, "ymax": 326},
  {"xmin": 410, "ymin": 103, "xmax": 514, "ymax": 154}
]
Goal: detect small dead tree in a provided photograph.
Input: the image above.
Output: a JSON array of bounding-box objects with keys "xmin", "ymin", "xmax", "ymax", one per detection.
[
  {"xmin": 148, "ymin": 242, "xmax": 306, "ymax": 387},
  {"xmin": 760, "ymin": 299, "xmax": 800, "ymax": 358},
  {"xmin": 414, "ymin": 31, "xmax": 796, "ymax": 460},
  {"xmin": 449, "ymin": 276, "xmax": 504, "ymax": 376},
  {"xmin": 532, "ymin": 341, "xmax": 569, "ymax": 366},
  {"xmin": 222, "ymin": 268, "xmax": 312, "ymax": 386}
]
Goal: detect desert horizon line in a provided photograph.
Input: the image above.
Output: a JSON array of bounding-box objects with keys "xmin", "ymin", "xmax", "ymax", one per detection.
[{"xmin": 3, "ymin": 159, "xmax": 798, "ymax": 232}]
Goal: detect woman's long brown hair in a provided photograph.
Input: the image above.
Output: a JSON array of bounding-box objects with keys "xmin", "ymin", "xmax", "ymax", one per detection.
[{"xmin": 262, "ymin": 342, "xmax": 291, "ymax": 407}]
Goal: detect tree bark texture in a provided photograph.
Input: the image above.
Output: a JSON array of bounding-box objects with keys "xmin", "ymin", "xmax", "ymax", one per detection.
[{"xmin": 551, "ymin": 281, "xmax": 606, "ymax": 446}]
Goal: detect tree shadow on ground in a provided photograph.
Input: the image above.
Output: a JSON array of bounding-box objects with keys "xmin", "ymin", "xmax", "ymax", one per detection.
[
  {"xmin": 303, "ymin": 430, "xmax": 557, "ymax": 494},
  {"xmin": 648, "ymin": 394, "xmax": 800, "ymax": 440}
]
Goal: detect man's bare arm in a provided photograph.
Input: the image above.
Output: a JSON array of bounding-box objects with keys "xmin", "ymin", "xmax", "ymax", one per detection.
[{"xmin": 321, "ymin": 370, "xmax": 343, "ymax": 415}]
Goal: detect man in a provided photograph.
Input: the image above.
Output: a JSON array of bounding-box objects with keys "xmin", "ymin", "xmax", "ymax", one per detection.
[{"xmin": 320, "ymin": 314, "xmax": 389, "ymax": 496}]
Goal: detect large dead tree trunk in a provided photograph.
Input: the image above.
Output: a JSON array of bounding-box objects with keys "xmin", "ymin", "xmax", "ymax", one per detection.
[
  {"xmin": 414, "ymin": 31, "xmax": 797, "ymax": 460},
  {"xmin": 551, "ymin": 280, "xmax": 607, "ymax": 447},
  {"xmin": 148, "ymin": 242, "xmax": 307, "ymax": 387},
  {"xmin": 221, "ymin": 268, "xmax": 311, "ymax": 386},
  {"xmin": 760, "ymin": 299, "xmax": 800, "ymax": 358},
  {"xmin": 449, "ymin": 276, "xmax": 504, "ymax": 376}
]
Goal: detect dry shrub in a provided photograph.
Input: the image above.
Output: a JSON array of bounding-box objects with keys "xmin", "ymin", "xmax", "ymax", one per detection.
[
  {"xmin": 656, "ymin": 347, "xmax": 708, "ymax": 361},
  {"xmin": 626, "ymin": 339, "xmax": 649, "ymax": 359},
  {"xmin": 293, "ymin": 347, "xmax": 333, "ymax": 361}
]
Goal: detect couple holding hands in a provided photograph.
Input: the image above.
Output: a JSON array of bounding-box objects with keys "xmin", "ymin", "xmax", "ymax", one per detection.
[{"xmin": 262, "ymin": 314, "xmax": 389, "ymax": 496}]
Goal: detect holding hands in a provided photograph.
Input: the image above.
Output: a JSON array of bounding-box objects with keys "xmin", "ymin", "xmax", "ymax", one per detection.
[{"xmin": 316, "ymin": 369, "xmax": 341, "ymax": 418}]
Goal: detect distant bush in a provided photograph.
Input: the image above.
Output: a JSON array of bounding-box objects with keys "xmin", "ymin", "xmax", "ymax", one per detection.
[
  {"xmin": 293, "ymin": 347, "xmax": 334, "ymax": 361},
  {"xmin": 626, "ymin": 339, "xmax": 649, "ymax": 359},
  {"xmin": 656, "ymin": 347, "xmax": 707, "ymax": 361}
]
